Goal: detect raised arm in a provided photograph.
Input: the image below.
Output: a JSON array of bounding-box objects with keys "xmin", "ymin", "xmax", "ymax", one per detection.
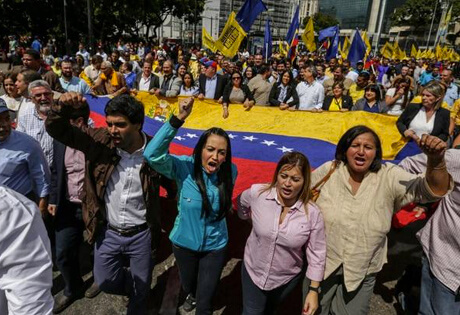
[
  {"xmin": 45, "ymin": 92, "xmax": 100, "ymax": 155},
  {"xmin": 143, "ymin": 97, "xmax": 195, "ymax": 179}
]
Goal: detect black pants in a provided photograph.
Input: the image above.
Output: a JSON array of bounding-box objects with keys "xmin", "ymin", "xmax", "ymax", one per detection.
[
  {"xmin": 172, "ymin": 244, "xmax": 227, "ymax": 315},
  {"xmin": 55, "ymin": 201, "xmax": 85, "ymax": 297},
  {"xmin": 241, "ymin": 262, "xmax": 303, "ymax": 315}
]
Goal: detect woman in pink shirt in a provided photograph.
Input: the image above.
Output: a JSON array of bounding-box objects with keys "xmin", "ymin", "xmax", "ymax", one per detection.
[{"xmin": 237, "ymin": 152, "xmax": 326, "ymax": 315}]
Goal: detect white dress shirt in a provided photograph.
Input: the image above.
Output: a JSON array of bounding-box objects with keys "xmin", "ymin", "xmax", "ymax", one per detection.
[
  {"xmin": 104, "ymin": 133, "xmax": 147, "ymax": 229},
  {"xmin": 296, "ymin": 80, "xmax": 325, "ymax": 110},
  {"xmin": 0, "ymin": 185, "xmax": 53, "ymax": 315},
  {"xmin": 139, "ymin": 75, "xmax": 152, "ymax": 91}
]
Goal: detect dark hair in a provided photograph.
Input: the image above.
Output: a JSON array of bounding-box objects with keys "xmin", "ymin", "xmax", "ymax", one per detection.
[
  {"xmin": 69, "ymin": 101, "xmax": 90, "ymax": 124},
  {"xmin": 182, "ymin": 72, "xmax": 195, "ymax": 87},
  {"xmin": 3, "ymin": 71, "xmax": 17, "ymax": 84},
  {"xmin": 104, "ymin": 94, "xmax": 144, "ymax": 127},
  {"xmin": 19, "ymin": 69, "xmax": 42, "ymax": 84},
  {"xmin": 279, "ymin": 70, "xmax": 293, "ymax": 85},
  {"xmin": 364, "ymin": 84, "xmax": 381, "ymax": 102},
  {"xmin": 193, "ymin": 128, "xmax": 234, "ymax": 221},
  {"xmin": 358, "ymin": 71, "xmax": 370, "ymax": 80},
  {"xmin": 244, "ymin": 66, "xmax": 254, "ymax": 79},
  {"xmin": 24, "ymin": 49, "xmax": 40, "ymax": 60},
  {"xmin": 92, "ymin": 55, "xmax": 103, "ymax": 64},
  {"xmin": 123, "ymin": 61, "xmax": 133, "ymax": 72},
  {"xmin": 258, "ymin": 64, "xmax": 270, "ymax": 75},
  {"xmin": 335, "ymin": 125, "xmax": 382, "ymax": 172}
]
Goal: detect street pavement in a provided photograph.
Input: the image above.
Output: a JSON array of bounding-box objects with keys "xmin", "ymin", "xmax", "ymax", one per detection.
[{"xmin": 53, "ymin": 202, "xmax": 419, "ymax": 315}]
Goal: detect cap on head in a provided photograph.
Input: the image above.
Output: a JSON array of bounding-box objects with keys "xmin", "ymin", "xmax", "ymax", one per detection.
[
  {"xmin": 0, "ymin": 98, "xmax": 9, "ymax": 114},
  {"xmin": 204, "ymin": 60, "xmax": 217, "ymax": 69}
]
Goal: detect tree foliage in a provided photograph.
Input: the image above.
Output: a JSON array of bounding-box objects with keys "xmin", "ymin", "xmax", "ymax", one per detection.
[
  {"xmin": 0, "ymin": 0, "xmax": 205, "ymax": 45},
  {"xmin": 391, "ymin": 0, "xmax": 460, "ymax": 32},
  {"xmin": 301, "ymin": 12, "xmax": 339, "ymax": 32}
]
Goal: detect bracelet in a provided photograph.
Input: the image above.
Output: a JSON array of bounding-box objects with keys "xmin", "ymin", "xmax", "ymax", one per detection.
[{"xmin": 431, "ymin": 164, "xmax": 447, "ymax": 170}]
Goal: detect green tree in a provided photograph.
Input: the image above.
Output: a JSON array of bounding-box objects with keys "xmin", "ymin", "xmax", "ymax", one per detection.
[
  {"xmin": 391, "ymin": 0, "xmax": 460, "ymax": 33},
  {"xmin": 301, "ymin": 12, "xmax": 339, "ymax": 32}
]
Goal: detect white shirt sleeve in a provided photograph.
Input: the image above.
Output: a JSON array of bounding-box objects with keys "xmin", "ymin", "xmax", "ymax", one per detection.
[{"xmin": 0, "ymin": 186, "xmax": 53, "ymax": 315}]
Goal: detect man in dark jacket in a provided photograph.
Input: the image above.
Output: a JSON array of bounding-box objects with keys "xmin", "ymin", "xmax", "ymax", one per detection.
[
  {"xmin": 46, "ymin": 93, "xmax": 170, "ymax": 315},
  {"xmin": 197, "ymin": 60, "xmax": 228, "ymax": 101},
  {"xmin": 20, "ymin": 49, "xmax": 65, "ymax": 93}
]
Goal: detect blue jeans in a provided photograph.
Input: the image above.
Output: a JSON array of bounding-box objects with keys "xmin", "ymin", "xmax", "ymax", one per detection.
[
  {"xmin": 419, "ymin": 256, "xmax": 460, "ymax": 315},
  {"xmin": 55, "ymin": 202, "xmax": 85, "ymax": 297},
  {"xmin": 241, "ymin": 262, "xmax": 303, "ymax": 315},
  {"xmin": 94, "ymin": 226, "xmax": 153, "ymax": 315},
  {"xmin": 172, "ymin": 244, "xmax": 227, "ymax": 315}
]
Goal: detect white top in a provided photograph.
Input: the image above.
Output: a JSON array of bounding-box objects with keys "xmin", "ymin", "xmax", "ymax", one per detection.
[
  {"xmin": 0, "ymin": 186, "xmax": 53, "ymax": 315},
  {"xmin": 104, "ymin": 133, "xmax": 147, "ymax": 229},
  {"xmin": 0, "ymin": 95, "xmax": 23, "ymax": 111},
  {"xmin": 385, "ymin": 88, "xmax": 404, "ymax": 116},
  {"xmin": 139, "ymin": 75, "xmax": 152, "ymax": 91},
  {"xmin": 408, "ymin": 107, "xmax": 436, "ymax": 139},
  {"xmin": 296, "ymin": 81, "xmax": 324, "ymax": 110}
]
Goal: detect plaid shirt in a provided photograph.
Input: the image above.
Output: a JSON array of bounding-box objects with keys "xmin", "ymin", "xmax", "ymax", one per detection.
[{"xmin": 16, "ymin": 104, "xmax": 54, "ymax": 167}]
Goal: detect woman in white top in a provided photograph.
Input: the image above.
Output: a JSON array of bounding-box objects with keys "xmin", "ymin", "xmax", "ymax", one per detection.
[
  {"xmin": 385, "ymin": 77, "xmax": 413, "ymax": 116},
  {"xmin": 0, "ymin": 72, "xmax": 23, "ymax": 122},
  {"xmin": 396, "ymin": 81, "xmax": 450, "ymax": 141},
  {"xmin": 179, "ymin": 72, "xmax": 199, "ymax": 97}
]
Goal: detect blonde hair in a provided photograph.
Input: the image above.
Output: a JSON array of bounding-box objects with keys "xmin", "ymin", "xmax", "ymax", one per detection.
[{"xmin": 423, "ymin": 80, "xmax": 446, "ymax": 110}]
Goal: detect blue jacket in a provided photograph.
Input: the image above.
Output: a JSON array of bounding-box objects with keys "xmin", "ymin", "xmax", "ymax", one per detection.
[{"xmin": 144, "ymin": 118, "xmax": 237, "ymax": 251}]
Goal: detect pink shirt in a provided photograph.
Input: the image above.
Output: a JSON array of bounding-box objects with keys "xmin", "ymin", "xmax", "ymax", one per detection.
[
  {"xmin": 64, "ymin": 147, "xmax": 85, "ymax": 203},
  {"xmin": 238, "ymin": 184, "xmax": 326, "ymax": 290}
]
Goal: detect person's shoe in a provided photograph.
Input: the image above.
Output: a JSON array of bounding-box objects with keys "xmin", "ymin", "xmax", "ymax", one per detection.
[
  {"xmin": 182, "ymin": 294, "xmax": 196, "ymax": 312},
  {"xmin": 53, "ymin": 294, "xmax": 76, "ymax": 314},
  {"xmin": 84, "ymin": 282, "xmax": 101, "ymax": 299}
]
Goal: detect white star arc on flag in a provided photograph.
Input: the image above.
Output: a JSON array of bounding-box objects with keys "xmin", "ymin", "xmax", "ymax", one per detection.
[
  {"xmin": 261, "ymin": 140, "xmax": 277, "ymax": 147},
  {"xmin": 243, "ymin": 135, "xmax": 258, "ymax": 141},
  {"xmin": 277, "ymin": 146, "xmax": 294, "ymax": 153}
]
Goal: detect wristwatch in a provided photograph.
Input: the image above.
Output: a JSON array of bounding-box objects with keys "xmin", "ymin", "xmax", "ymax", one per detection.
[{"xmin": 309, "ymin": 285, "xmax": 321, "ymax": 294}]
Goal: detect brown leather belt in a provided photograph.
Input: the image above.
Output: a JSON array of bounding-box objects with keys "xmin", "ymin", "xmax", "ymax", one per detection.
[{"xmin": 108, "ymin": 223, "xmax": 149, "ymax": 237}]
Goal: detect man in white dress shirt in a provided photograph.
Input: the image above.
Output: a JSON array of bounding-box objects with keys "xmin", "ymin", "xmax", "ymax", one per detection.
[
  {"xmin": 296, "ymin": 65, "xmax": 325, "ymax": 110},
  {"xmin": 0, "ymin": 185, "xmax": 53, "ymax": 315}
]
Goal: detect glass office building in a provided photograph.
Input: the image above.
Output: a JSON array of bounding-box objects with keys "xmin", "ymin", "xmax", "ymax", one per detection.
[{"xmin": 319, "ymin": 0, "xmax": 373, "ymax": 30}]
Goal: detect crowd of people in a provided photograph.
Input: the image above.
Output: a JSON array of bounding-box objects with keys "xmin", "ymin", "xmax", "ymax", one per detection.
[{"xmin": 0, "ymin": 35, "xmax": 459, "ymax": 315}]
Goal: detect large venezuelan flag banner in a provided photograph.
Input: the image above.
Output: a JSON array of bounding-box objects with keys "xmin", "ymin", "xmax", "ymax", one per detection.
[{"xmin": 87, "ymin": 92, "xmax": 420, "ymax": 196}]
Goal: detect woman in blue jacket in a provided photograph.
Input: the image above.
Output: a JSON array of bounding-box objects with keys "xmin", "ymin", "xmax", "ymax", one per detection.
[{"xmin": 143, "ymin": 97, "xmax": 237, "ymax": 315}]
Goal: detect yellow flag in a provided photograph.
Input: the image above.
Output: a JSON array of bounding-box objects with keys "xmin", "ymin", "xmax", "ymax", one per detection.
[
  {"xmin": 411, "ymin": 44, "xmax": 418, "ymax": 58},
  {"xmin": 215, "ymin": 12, "xmax": 247, "ymax": 58},
  {"xmin": 340, "ymin": 37, "xmax": 351, "ymax": 59},
  {"xmin": 361, "ymin": 31, "xmax": 371, "ymax": 57},
  {"xmin": 380, "ymin": 42, "xmax": 393, "ymax": 59},
  {"xmin": 441, "ymin": 46, "xmax": 450, "ymax": 60},
  {"xmin": 392, "ymin": 42, "xmax": 403, "ymax": 59},
  {"xmin": 435, "ymin": 44, "xmax": 442, "ymax": 60},
  {"xmin": 301, "ymin": 17, "xmax": 316, "ymax": 52},
  {"xmin": 279, "ymin": 42, "xmax": 288, "ymax": 57},
  {"xmin": 202, "ymin": 27, "xmax": 217, "ymax": 52}
]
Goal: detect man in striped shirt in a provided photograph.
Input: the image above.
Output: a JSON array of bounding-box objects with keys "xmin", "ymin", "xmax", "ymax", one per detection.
[{"xmin": 399, "ymin": 149, "xmax": 460, "ymax": 314}]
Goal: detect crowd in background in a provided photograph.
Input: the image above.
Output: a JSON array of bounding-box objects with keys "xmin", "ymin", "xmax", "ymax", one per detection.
[{"xmin": 0, "ymin": 34, "xmax": 459, "ymax": 315}]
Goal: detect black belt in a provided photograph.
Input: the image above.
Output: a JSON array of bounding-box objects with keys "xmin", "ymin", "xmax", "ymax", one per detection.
[{"xmin": 108, "ymin": 223, "xmax": 149, "ymax": 237}]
